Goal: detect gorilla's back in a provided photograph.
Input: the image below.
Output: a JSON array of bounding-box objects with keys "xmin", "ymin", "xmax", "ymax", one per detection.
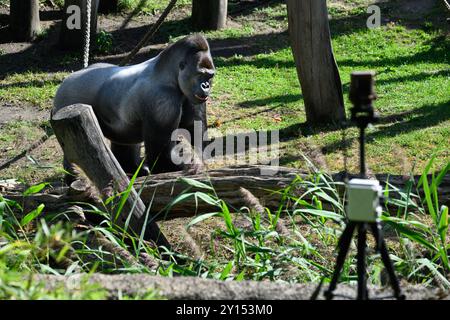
[{"xmin": 53, "ymin": 63, "xmax": 116, "ymax": 112}]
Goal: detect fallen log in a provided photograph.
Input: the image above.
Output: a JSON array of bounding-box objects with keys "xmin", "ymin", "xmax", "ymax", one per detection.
[
  {"xmin": 34, "ymin": 273, "xmax": 449, "ymax": 300},
  {"xmin": 3, "ymin": 165, "xmax": 449, "ymax": 220},
  {"xmin": 137, "ymin": 166, "xmax": 450, "ymax": 217},
  {"xmin": 50, "ymin": 104, "xmax": 170, "ymax": 247}
]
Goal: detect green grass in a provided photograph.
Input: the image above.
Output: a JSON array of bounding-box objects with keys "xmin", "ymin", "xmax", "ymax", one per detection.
[
  {"xmin": 118, "ymin": 0, "xmax": 191, "ymax": 13},
  {"xmin": 0, "ymin": 72, "xmax": 67, "ymax": 109},
  {"xmin": 194, "ymin": 2, "xmax": 449, "ymax": 174}
]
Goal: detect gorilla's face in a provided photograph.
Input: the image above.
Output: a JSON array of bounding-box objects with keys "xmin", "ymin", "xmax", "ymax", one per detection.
[{"xmin": 178, "ymin": 51, "xmax": 215, "ymax": 105}]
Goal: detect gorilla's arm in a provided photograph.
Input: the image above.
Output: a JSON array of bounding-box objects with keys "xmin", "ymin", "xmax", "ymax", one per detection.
[{"xmin": 179, "ymin": 100, "xmax": 208, "ymax": 149}]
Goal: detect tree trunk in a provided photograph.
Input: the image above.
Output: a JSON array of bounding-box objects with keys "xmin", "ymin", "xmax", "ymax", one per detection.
[
  {"xmin": 50, "ymin": 104, "xmax": 171, "ymax": 248},
  {"xmin": 286, "ymin": 0, "xmax": 346, "ymax": 125},
  {"xmin": 98, "ymin": 0, "xmax": 118, "ymax": 13},
  {"xmin": 192, "ymin": 0, "xmax": 227, "ymax": 30},
  {"xmin": 59, "ymin": 0, "xmax": 99, "ymax": 50},
  {"xmin": 9, "ymin": 0, "xmax": 40, "ymax": 42}
]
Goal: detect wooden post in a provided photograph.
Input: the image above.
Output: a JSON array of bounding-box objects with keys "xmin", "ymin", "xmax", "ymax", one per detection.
[
  {"xmin": 98, "ymin": 0, "xmax": 118, "ymax": 13},
  {"xmin": 50, "ymin": 104, "xmax": 171, "ymax": 248},
  {"xmin": 286, "ymin": 0, "xmax": 346, "ymax": 125},
  {"xmin": 59, "ymin": 0, "xmax": 99, "ymax": 50},
  {"xmin": 192, "ymin": 0, "xmax": 227, "ymax": 30},
  {"xmin": 9, "ymin": 0, "xmax": 41, "ymax": 42}
]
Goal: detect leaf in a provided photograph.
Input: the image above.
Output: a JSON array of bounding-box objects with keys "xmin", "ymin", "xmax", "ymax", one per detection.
[
  {"xmin": 435, "ymin": 161, "xmax": 450, "ymax": 187},
  {"xmin": 294, "ymin": 208, "xmax": 343, "ymax": 222},
  {"xmin": 219, "ymin": 261, "xmax": 234, "ymax": 280},
  {"xmin": 235, "ymin": 270, "xmax": 245, "ymax": 281},
  {"xmin": 415, "ymin": 258, "xmax": 450, "ymax": 288},
  {"xmin": 382, "ymin": 217, "xmax": 437, "ymax": 252},
  {"xmin": 179, "ymin": 177, "xmax": 214, "ymax": 191},
  {"xmin": 195, "ymin": 192, "xmax": 220, "ymax": 206},
  {"xmin": 168, "ymin": 193, "xmax": 195, "ymax": 208},
  {"xmin": 421, "ymin": 169, "xmax": 437, "ymax": 223},
  {"xmin": 114, "ymin": 159, "xmax": 144, "ymax": 223},
  {"xmin": 187, "ymin": 212, "xmax": 220, "ymax": 228},
  {"xmin": 438, "ymin": 205, "xmax": 449, "ymax": 244},
  {"xmin": 315, "ymin": 190, "xmax": 343, "ymax": 211},
  {"xmin": 438, "ymin": 246, "xmax": 450, "ymax": 271},
  {"xmin": 23, "ymin": 183, "xmax": 49, "ymax": 196},
  {"xmin": 221, "ymin": 202, "xmax": 235, "ymax": 234},
  {"xmin": 417, "ymin": 154, "xmax": 436, "ymax": 188},
  {"xmin": 20, "ymin": 204, "xmax": 45, "ymax": 226}
]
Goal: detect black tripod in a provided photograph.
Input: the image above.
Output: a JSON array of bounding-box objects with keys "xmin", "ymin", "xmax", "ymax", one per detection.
[{"xmin": 323, "ymin": 72, "xmax": 405, "ymax": 300}]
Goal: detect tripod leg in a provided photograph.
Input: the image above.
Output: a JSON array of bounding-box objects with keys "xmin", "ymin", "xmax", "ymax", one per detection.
[
  {"xmin": 324, "ymin": 222, "xmax": 356, "ymax": 299},
  {"xmin": 357, "ymin": 223, "xmax": 368, "ymax": 300},
  {"xmin": 370, "ymin": 223, "xmax": 405, "ymax": 300}
]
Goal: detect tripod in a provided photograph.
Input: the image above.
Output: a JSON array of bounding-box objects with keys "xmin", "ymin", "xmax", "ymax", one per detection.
[
  {"xmin": 323, "ymin": 72, "xmax": 405, "ymax": 300},
  {"xmin": 324, "ymin": 222, "xmax": 404, "ymax": 300}
]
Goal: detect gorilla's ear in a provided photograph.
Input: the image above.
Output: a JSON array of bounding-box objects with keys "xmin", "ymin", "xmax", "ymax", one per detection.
[{"xmin": 179, "ymin": 60, "xmax": 186, "ymax": 70}]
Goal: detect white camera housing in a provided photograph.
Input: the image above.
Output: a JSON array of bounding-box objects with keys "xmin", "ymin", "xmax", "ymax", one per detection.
[{"xmin": 346, "ymin": 178, "xmax": 382, "ymax": 222}]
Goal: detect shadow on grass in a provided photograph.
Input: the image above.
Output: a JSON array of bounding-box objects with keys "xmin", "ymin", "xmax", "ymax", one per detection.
[
  {"xmin": 321, "ymin": 100, "xmax": 450, "ymax": 155},
  {"xmin": 215, "ymin": 98, "xmax": 449, "ymax": 164},
  {"xmin": 217, "ymin": 94, "xmax": 303, "ymax": 127},
  {"xmin": 0, "ymin": 17, "xmax": 291, "ymax": 77},
  {"xmin": 228, "ymin": 0, "xmax": 284, "ymax": 18},
  {"xmin": 0, "ymin": 78, "xmax": 63, "ymax": 90},
  {"xmin": 338, "ymin": 36, "xmax": 449, "ymax": 68},
  {"xmin": 238, "ymin": 93, "xmax": 302, "ymax": 108}
]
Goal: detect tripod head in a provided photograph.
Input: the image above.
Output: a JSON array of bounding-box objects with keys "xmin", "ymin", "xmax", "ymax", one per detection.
[
  {"xmin": 349, "ymin": 71, "xmax": 379, "ymax": 129},
  {"xmin": 348, "ymin": 71, "xmax": 380, "ymax": 178}
]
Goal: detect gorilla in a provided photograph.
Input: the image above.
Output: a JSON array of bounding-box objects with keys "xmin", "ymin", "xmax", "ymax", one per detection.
[{"xmin": 53, "ymin": 34, "xmax": 215, "ymax": 180}]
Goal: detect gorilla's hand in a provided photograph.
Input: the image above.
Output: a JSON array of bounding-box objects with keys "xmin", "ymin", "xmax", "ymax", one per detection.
[{"xmin": 183, "ymin": 158, "xmax": 205, "ymax": 175}]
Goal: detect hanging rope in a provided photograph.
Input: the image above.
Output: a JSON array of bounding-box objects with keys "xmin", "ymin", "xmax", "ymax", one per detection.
[
  {"xmin": 83, "ymin": 0, "xmax": 92, "ymax": 68},
  {"xmin": 444, "ymin": 0, "xmax": 450, "ymax": 11}
]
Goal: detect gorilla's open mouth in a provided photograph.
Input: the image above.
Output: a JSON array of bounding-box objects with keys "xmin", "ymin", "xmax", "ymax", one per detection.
[{"xmin": 195, "ymin": 94, "xmax": 208, "ymax": 102}]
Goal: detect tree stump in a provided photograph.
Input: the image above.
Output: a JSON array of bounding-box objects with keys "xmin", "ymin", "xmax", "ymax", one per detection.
[
  {"xmin": 286, "ymin": 0, "xmax": 346, "ymax": 125},
  {"xmin": 50, "ymin": 104, "xmax": 170, "ymax": 248},
  {"xmin": 192, "ymin": 0, "xmax": 227, "ymax": 30},
  {"xmin": 58, "ymin": 0, "xmax": 99, "ymax": 50},
  {"xmin": 9, "ymin": 0, "xmax": 41, "ymax": 42}
]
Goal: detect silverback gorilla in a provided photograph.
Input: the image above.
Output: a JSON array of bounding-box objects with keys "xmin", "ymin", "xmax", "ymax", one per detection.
[{"xmin": 53, "ymin": 34, "xmax": 214, "ymax": 180}]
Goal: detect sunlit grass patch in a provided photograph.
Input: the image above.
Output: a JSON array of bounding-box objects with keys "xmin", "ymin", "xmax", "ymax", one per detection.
[{"xmin": 0, "ymin": 72, "xmax": 67, "ymax": 109}]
